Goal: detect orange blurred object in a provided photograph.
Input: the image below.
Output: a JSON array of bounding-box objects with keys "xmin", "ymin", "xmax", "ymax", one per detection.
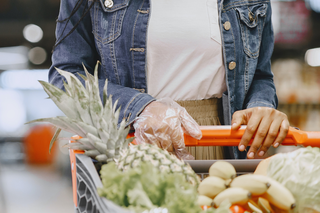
[
  {"xmin": 201, "ymin": 205, "xmax": 212, "ymax": 210},
  {"xmin": 69, "ymin": 135, "xmax": 84, "ymax": 207},
  {"xmin": 229, "ymin": 205, "xmax": 247, "ymax": 213},
  {"xmin": 23, "ymin": 124, "xmax": 57, "ymax": 164}
]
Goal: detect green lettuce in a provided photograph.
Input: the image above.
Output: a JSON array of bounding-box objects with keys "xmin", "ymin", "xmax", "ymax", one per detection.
[
  {"xmin": 267, "ymin": 146, "xmax": 320, "ymax": 213},
  {"xmin": 98, "ymin": 162, "xmax": 202, "ymax": 213}
]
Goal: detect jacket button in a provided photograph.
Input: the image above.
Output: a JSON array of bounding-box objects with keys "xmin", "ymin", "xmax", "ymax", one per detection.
[
  {"xmin": 228, "ymin": 61, "xmax": 236, "ymax": 70},
  {"xmin": 223, "ymin": 21, "xmax": 231, "ymax": 31},
  {"xmin": 104, "ymin": 0, "xmax": 113, "ymax": 8}
]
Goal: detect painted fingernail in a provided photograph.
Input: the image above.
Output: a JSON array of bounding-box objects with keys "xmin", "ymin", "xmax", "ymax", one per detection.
[
  {"xmin": 239, "ymin": 145, "xmax": 245, "ymax": 151},
  {"xmin": 274, "ymin": 143, "xmax": 279, "ymax": 148},
  {"xmin": 259, "ymin": 151, "xmax": 265, "ymax": 156},
  {"xmin": 248, "ymin": 152, "xmax": 254, "ymax": 158}
]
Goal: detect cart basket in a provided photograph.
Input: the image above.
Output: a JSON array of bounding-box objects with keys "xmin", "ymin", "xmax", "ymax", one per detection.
[{"xmin": 69, "ymin": 125, "xmax": 320, "ymax": 213}]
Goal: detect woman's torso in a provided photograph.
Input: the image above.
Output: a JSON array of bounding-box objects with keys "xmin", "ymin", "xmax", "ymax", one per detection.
[
  {"xmin": 146, "ymin": 0, "xmax": 226, "ymax": 101},
  {"xmin": 88, "ymin": 0, "xmax": 273, "ymax": 115}
]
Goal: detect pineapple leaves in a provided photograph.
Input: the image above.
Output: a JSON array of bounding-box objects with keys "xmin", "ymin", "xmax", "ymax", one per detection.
[
  {"xmin": 55, "ymin": 67, "xmax": 83, "ymax": 89},
  {"xmin": 39, "ymin": 80, "xmax": 80, "ymax": 120},
  {"xmin": 26, "ymin": 117, "xmax": 86, "ymax": 137},
  {"xmin": 74, "ymin": 120, "xmax": 99, "ymax": 138},
  {"xmin": 102, "ymin": 79, "xmax": 108, "ymax": 107},
  {"xmin": 77, "ymin": 73, "xmax": 87, "ymax": 81},
  {"xmin": 85, "ymin": 150, "xmax": 100, "ymax": 157},
  {"xmin": 95, "ymin": 154, "xmax": 109, "ymax": 162},
  {"xmin": 49, "ymin": 128, "xmax": 61, "ymax": 154},
  {"xmin": 75, "ymin": 138, "xmax": 96, "ymax": 150},
  {"xmin": 82, "ymin": 63, "xmax": 94, "ymax": 83},
  {"xmin": 63, "ymin": 142, "xmax": 90, "ymax": 151},
  {"xmin": 27, "ymin": 61, "xmax": 132, "ymax": 163},
  {"xmin": 72, "ymin": 78, "xmax": 93, "ymax": 126},
  {"xmin": 63, "ymin": 80, "xmax": 73, "ymax": 97}
]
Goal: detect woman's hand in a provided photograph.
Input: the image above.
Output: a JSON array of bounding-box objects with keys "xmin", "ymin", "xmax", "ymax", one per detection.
[
  {"xmin": 133, "ymin": 98, "xmax": 202, "ymax": 160},
  {"xmin": 231, "ymin": 107, "xmax": 289, "ymax": 159}
]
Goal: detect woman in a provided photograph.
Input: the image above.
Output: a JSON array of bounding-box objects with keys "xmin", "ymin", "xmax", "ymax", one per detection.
[{"xmin": 49, "ymin": 0, "xmax": 289, "ymax": 160}]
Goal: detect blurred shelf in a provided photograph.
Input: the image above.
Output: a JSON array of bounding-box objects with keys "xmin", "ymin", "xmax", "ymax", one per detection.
[
  {"xmin": 278, "ymin": 102, "xmax": 320, "ymax": 112},
  {"xmin": 0, "ymin": 137, "xmax": 23, "ymax": 143}
]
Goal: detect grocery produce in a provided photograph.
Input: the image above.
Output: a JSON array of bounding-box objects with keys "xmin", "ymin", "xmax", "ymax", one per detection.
[
  {"xmin": 230, "ymin": 174, "xmax": 270, "ymax": 196},
  {"xmin": 197, "ymin": 195, "xmax": 213, "ymax": 206},
  {"xmin": 254, "ymin": 157, "xmax": 272, "ymax": 176},
  {"xmin": 213, "ymin": 187, "xmax": 251, "ymax": 207},
  {"xmin": 26, "ymin": 62, "xmax": 134, "ymax": 163},
  {"xmin": 262, "ymin": 177, "xmax": 296, "ymax": 211},
  {"xmin": 209, "ymin": 161, "xmax": 236, "ymax": 180},
  {"xmin": 264, "ymin": 147, "xmax": 320, "ymax": 213},
  {"xmin": 198, "ymin": 176, "xmax": 227, "ymax": 198},
  {"xmin": 116, "ymin": 143, "xmax": 200, "ymax": 186},
  {"xmin": 229, "ymin": 205, "xmax": 246, "ymax": 213},
  {"xmin": 196, "ymin": 160, "xmax": 298, "ymax": 213},
  {"xmin": 98, "ymin": 161, "xmax": 203, "ymax": 213},
  {"xmin": 247, "ymin": 200, "xmax": 263, "ymax": 213},
  {"xmin": 258, "ymin": 197, "xmax": 274, "ymax": 213}
]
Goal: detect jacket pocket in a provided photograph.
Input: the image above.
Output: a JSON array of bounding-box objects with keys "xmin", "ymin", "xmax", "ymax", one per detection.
[
  {"xmin": 93, "ymin": 0, "xmax": 129, "ymax": 44},
  {"xmin": 235, "ymin": 3, "xmax": 267, "ymax": 58}
]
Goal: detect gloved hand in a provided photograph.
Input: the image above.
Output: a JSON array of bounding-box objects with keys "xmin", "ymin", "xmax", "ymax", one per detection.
[{"xmin": 133, "ymin": 98, "xmax": 202, "ymax": 160}]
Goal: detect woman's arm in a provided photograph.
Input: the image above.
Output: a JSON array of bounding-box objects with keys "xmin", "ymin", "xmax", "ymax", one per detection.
[
  {"xmin": 49, "ymin": 0, "xmax": 155, "ymax": 126},
  {"xmin": 231, "ymin": 2, "xmax": 289, "ymax": 159}
]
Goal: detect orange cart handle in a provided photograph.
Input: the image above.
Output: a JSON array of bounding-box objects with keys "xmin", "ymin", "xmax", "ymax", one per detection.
[
  {"xmin": 183, "ymin": 126, "xmax": 320, "ymax": 147},
  {"xmin": 130, "ymin": 126, "xmax": 320, "ymax": 147}
]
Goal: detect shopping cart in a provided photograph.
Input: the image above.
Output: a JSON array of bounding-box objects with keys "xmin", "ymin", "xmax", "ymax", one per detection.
[{"xmin": 69, "ymin": 126, "xmax": 320, "ymax": 213}]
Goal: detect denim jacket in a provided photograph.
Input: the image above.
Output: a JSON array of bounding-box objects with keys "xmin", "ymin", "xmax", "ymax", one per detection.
[{"xmin": 49, "ymin": 0, "xmax": 277, "ymax": 158}]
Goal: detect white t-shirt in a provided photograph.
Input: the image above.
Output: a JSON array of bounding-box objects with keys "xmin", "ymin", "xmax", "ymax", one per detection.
[{"xmin": 146, "ymin": 0, "xmax": 226, "ymax": 101}]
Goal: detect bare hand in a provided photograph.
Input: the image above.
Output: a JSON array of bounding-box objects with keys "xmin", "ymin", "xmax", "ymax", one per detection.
[{"xmin": 231, "ymin": 107, "xmax": 289, "ymax": 159}]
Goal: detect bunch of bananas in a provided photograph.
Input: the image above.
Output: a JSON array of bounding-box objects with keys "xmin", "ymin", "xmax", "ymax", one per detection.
[{"xmin": 197, "ymin": 161, "xmax": 296, "ymax": 213}]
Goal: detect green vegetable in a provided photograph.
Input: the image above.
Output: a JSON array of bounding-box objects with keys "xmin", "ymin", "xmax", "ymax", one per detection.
[
  {"xmin": 98, "ymin": 161, "xmax": 232, "ymax": 213},
  {"xmin": 267, "ymin": 146, "xmax": 320, "ymax": 213},
  {"xmin": 98, "ymin": 161, "xmax": 201, "ymax": 213}
]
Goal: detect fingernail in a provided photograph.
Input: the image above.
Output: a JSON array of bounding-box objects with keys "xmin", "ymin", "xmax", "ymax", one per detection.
[
  {"xmin": 248, "ymin": 152, "xmax": 254, "ymax": 158},
  {"xmin": 259, "ymin": 151, "xmax": 265, "ymax": 156},
  {"xmin": 239, "ymin": 145, "xmax": 245, "ymax": 151},
  {"xmin": 232, "ymin": 123, "xmax": 237, "ymax": 128},
  {"xmin": 274, "ymin": 143, "xmax": 279, "ymax": 148}
]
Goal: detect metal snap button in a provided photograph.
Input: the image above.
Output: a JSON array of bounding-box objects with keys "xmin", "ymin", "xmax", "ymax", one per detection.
[
  {"xmin": 223, "ymin": 21, "xmax": 231, "ymax": 31},
  {"xmin": 104, "ymin": 0, "xmax": 113, "ymax": 8},
  {"xmin": 228, "ymin": 61, "xmax": 236, "ymax": 70}
]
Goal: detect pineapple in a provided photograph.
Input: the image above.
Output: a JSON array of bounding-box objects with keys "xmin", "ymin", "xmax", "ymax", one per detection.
[
  {"xmin": 27, "ymin": 62, "xmax": 133, "ymax": 163},
  {"xmin": 27, "ymin": 61, "xmax": 199, "ymax": 186},
  {"xmin": 116, "ymin": 143, "xmax": 200, "ymax": 186}
]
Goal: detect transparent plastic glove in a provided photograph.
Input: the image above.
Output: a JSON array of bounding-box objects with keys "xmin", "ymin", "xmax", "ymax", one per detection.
[{"xmin": 133, "ymin": 98, "xmax": 202, "ymax": 160}]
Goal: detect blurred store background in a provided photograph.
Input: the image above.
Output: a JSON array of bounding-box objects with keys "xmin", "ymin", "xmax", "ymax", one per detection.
[{"xmin": 0, "ymin": 0, "xmax": 320, "ymax": 212}]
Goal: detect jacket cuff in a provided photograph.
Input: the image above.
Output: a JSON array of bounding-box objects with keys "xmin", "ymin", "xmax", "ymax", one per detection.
[
  {"xmin": 246, "ymin": 101, "xmax": 275, "ymax": 109},
  {"xmin": 123, "ymin": 93, "xmax": 156, "ymax": 126}
]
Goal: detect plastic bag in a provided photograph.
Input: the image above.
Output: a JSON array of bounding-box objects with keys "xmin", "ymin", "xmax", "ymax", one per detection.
[{"xmin": 133, "ymin": 98, "xmax": 202, "ymax": 160}]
